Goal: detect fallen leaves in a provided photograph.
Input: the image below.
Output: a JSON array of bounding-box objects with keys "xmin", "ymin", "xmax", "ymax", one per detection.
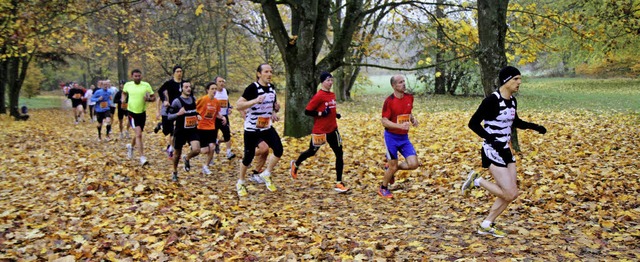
[{"xmin": 0, "ymin": 98, "xmax": 638, "ymax": 260}]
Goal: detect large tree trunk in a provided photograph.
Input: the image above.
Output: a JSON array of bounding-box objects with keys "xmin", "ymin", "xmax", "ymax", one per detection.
[
  {"xmin": 7, "ymin": 54, "xmax": 32, "ymax": 118},
  {"xmin": 116, "ymin": 3, "xmax": 129, "ymax": 83},
  {"xmin": 434, "ymin": 0, "xmax": 446, "ymax": 94},
  {"xmin": 477, "ymin": 0, "xmax": 508, "ymax": 97},
  {"xmin": 260, "ymin": 0, "xmax": 365, "ymax": 137},
  {"xmin": 0, "ymin": 59, "xmax": 6, "ymax": 114}
]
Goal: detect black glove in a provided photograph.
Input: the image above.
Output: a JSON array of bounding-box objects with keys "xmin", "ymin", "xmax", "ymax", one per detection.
[
  {"xmin": 336, "ymin": 113, "xmax": 341, "ymax": 119},
  {"xmin": 533, "ymin": 124, "xmax": 547, "ymax": 134},
  {"xmin": 320, "ymin": 106, "xmax": 331, "ymax": 117}
]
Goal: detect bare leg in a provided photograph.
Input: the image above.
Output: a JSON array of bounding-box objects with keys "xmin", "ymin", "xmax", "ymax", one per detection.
[{"xmin": 480, "ymin": 163, "xmax": 518, "ymax": 222}]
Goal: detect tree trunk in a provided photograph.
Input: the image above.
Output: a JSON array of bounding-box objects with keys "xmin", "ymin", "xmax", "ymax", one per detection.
[
  {"xmin": 7, "ymin": 54, "xmax": 32, "ymax": 118},
  {"xmin": 116, "ymin": 3, "xmax": 129, "ymax": 83},
  {"xmin": 0, "ymin": 59, "xmax": 6, "ymax": 114},
  {"xmin": 434, "ymin": 0, "xmax": 446, "ymax": 94},
  {"xmin": 477, "ymin": 0, "xmax": 508, "ymax": 97}
]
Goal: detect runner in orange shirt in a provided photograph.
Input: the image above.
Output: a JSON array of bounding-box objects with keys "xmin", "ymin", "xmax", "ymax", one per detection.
[{"xmin": 196, "ymin": 82, "xmax": 226, "ymax": 175}]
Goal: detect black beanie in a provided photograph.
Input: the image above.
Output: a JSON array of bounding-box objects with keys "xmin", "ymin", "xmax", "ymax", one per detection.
[
  {"xmin": 498, "ymin": 66, "xmax": 521, "ymax": 85},
  {"xmin": 319, "ymin": 71, "xmax": 333, "ymax": 83},
  {"xmin": 173, "ymin": 65, "xmax": 183, "ymax": 73}
]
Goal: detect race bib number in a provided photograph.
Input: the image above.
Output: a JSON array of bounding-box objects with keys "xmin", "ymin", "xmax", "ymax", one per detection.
[
  {"xmin": 100, "ymin": 101, "xmax": 108, "ymax": 109},
  {"xmin": 256, "ymin": 116, "xmax": 270, "ymax": 128},
  {"xmin": 72, "ymin": 94, "xmax": 82, "ymax": 99},
  {"xmin": 204, "ymin": 105, "xmax": 216, "ymax": 119},
  {"xmin": 217, "ymin": 99, "xmax": 228, "ymax": 108},
  {"xmin": 184, "ymin": 116, "xmax": 197, "ymax": 128},
  {"xmin": 312, "ymin": 134, "xmax": 327, "ymax": 146},
  {"xmin": 121, "ymin": 103, "xmax": 128, "ymax": 110},
  {"xmin": 397, "ymin": 114, "xmax": 411, "ymax": 124}
]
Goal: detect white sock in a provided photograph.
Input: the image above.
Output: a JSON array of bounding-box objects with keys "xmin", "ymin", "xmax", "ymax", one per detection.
[
  {"xmin": 227, "ymin": 149, "xmax": 231, "ymax": 154},
  {"xmin": 169, "ymin": 145, "xmax": 174, "ymax": 152},
  {"xmin": 237, "ymin": 179, "xmax": 245, "ymax": 185},
  {"xmin": 474, "ymin": 177, "xmax": 482, "ymax": 187},
  {"xmin": 481, "ymin": 220, "xmax": 492, "ymax": 228},
  {"xmin": 261, "ymin": 170, "xmax": 271, "ymax": 177}
]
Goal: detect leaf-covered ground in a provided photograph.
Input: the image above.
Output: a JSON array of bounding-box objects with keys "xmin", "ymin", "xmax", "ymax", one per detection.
[{"xmin": 1, "ymin": 95, "xmax": 638, "ymax": 261}]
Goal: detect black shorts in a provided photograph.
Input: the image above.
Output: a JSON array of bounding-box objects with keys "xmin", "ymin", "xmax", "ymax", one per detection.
[
  {"xmin": 128, "ymin": 111, "xmax": 146, "ymax": 131},
  {"xmin": 198, "ymin": 129, "xmax": 217, "ymax": 146},
  {"xmin": 481, "ymin": 145, "xmax": 515, "ymax": 168},
  {"xmin": 214, "ymin": 115, "xmax": 231, "ymax": 142},
  {"xmin": 110, "ymin": 107, "xmax": 116, "ymax": 115},
  {"xmin": 72, "ymin": 100, "xmax": 83, "ymax": 108},
  {"xmin": 242, "ymin": 127, "xmax": 283, "ymax": 166},
  {"xmin": 174, "ymin": 129, "xmax": 200, "ymax": 149},
  {"xmin": 117, "ymin": 107, "xmax": 128, "ymax": 120},
  {"xmin": 161, "ymin": 115, "xmax": 175, "ymax": 136},
  {"xmin": 96, "ymin": 111, "xmax": 112, "ymax": 123}
]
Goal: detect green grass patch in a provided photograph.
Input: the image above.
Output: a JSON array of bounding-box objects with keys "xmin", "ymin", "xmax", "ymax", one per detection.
[
  {"xmin": 19, "ymin": 95, "xmax": 64, "ymax": 109},
  {"xmin": 350, "ymin": 76, "xmax": 640, "ymax": 113}
]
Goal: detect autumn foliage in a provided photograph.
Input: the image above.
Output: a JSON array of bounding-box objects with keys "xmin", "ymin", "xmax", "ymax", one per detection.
[{"xmin": 0, "ymin": 96, "xmax": 638, "ymax": 260}]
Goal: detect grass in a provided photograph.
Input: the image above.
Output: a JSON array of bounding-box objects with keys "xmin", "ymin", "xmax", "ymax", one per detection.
[
  {"xmin": 354, "ymin": 75, "xmax": 640, "ymax": 113},
  {"xmin": 16, "ymin": 77, "xmax": 640, "ymax": 113}
]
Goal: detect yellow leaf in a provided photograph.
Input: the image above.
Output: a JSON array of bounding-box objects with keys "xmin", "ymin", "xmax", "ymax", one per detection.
[
  {"xmin": 123, "ymin": 225, "xmax": 131, "ymax": 234},
  {"xmin": 195, "ymin": 4, "xmax": 204, "ymax": 16}
]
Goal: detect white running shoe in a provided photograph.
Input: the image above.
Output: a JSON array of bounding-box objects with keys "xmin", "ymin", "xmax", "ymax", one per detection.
[
  {"xmin": 248, "ymin": 174, "xmax": 265, "ymax": 184},
  {"xmin": 202, "ymin": 165, "xmax": 212, "ymax": 175},
  {"xmin": 140, "ymin": 156, "xmax": 148, "ymax": 166}
]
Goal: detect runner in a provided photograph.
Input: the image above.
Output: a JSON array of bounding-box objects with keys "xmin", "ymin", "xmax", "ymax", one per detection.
[
  {"xmin": 290, "ymin": 72, "xmax": 349, "ymax": 193},
  {"xmin": 113, "ymin": 80, "xmax": 130, "ymax": 139},
  {"xmin": 107, "ymin": 80, "xmax": 118, "ymax": 118},
  {"xmin": 90, "ymin": 82, "xmax": 113, "ymax": 141},
  {"xmin": 196, "ymin": 82, "xmax": 225, "ymax": 175},
  {"xmin": 67, "ymin": 82, "xmax": 85, "ymax": 124},
  {"xmin": 462, "ymin": 66, "xmax": 547, "ymax": 237},
  {"xmin": 167, "ymin": 81, "xmax": 201, "ymax": 182},
  {"xmin": 122, "ymin": 69, "xmax": 156, "ymax": 166},
  {"xmin": 234, "ymin": 63, "xmax": 282, "ymax": 196},
  {"xmin": 238, "ymin": 108, "xmax": 270, "ymax": 184},
  {"xmin": 85, "ymin": 84, "xmax": 96, "ymax": 122},
  {"xmin": 378, "ymin": 74, "xmax": 420, "ymax": 198},
  {"xmin": 157, "ymin": 65, "xmax": 185, "ymax": 158},
  {"xmin": 213, "ymin": 76, "xmax": 236, "ymax": 159}
]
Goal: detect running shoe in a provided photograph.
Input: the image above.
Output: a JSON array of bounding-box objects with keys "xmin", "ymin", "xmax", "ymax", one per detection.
[
  {"xmin": 378, "ymin": 186, "xmax": 393, "ymax": 198},
  {"xmin": 126, "ymin": 144, "xmax": 133, "ymax": 159},
  {"xmin": 105, "ymin": 136, "xmax": 111, "ymax": 142},
  {"xmin": 248, "ymin": 174, "xmax": 265, "ymax": 184},
  {"xmin": 259, "ymin": 172, "xmax": 277, "ymax": 192},
  {"xmin": 153, "ymin": 122, "xmax": 162, "ymax": 133},
  {"xmin": 236, "ymin": 182, "xmax": 248, "ymax": 197},
  {"xmin": 289, "ymin": 160, "xmax": 298, "ymax": 179},
  {"xmin": 334, "ymin": 182, "xmax": 350, "ymax": 193},
  {"xmin": 171, "ymin": 172, "xmax": 179, "ymax": 182},
  {"xmin": 183, "ymin": 156, "xmax": 190, "ymax": 172},
  {"xmin": 165, "ymin": 145, "xmax": 174, "ymax": 158},
  {"xmin": 125, "ymin": 131, "xmax": 130, "ymax": 139},
  {"xmin": 461, "ymin": 170, "xmax": 479, "ymax": 195},
  {"xmin": 478, "ymin": 223, "xmax": 507, "ymax": 238},
  {"xmin": 202, "ymin": 165, "xmax": 212, "ymax": 175},
  {"xmin": 226, "ymin": 152, "xmax": 236, "ymax": 160},
  {"xmin": 140, "ymin": 156, "xmax": 148, "ymax": 166}
]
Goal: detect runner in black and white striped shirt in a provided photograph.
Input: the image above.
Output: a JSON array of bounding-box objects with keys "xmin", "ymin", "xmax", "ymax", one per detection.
[
  {"xmin": 462, "ymin": 66, "xmax": 547, "ymax": 238},
  {"xmin": 234, "ymin": 63, "xmax": 283, "ymax": 196}
]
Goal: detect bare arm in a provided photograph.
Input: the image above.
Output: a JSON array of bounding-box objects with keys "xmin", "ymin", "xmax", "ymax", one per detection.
[
  {"xmin": 235, "ymin": 95, "xmax": 264, "ymax": 111},
  {"xmin": 381, "ymin": 117, "xmax": 410, "ymax": 131}
]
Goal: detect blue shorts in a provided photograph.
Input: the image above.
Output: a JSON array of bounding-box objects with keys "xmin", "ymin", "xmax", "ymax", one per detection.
[{"xmin": 384, "ymin": 130, "xmax": 416, "ymax": 160}]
